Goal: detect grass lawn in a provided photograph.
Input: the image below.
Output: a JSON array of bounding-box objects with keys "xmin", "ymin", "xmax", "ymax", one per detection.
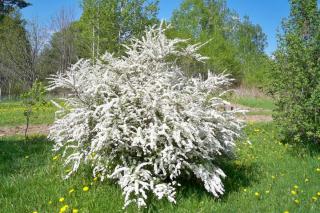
[
  {"xmin": 0, "ymin": 101, "xmax": 56, "ymax": 127},
  {"xmin": 1, "ymin": 123, "xmax": 320, "ymax": 212},
  {"xmin": 232, "ymin": 96, "xmax": 275, "ymax": 111}
]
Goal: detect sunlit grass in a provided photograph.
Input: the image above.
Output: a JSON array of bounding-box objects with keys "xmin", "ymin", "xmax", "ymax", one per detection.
[
  {"xmin": 232, "ymin": 96, "xmax": 275, "ymax": 110},
  {"xmin": 0, "ymin": 123, "xmax": 319, "ymax": 212},
  {"xmin": 0, "ymin": 101, "xmax": 56, "ymax": 127}
]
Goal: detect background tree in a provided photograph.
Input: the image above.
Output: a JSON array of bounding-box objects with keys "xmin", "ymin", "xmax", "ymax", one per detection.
[
  {"xmin": 270, "ymin": 0, "xmax": 320, "ymax": 144},
  {"xmin": 78, "ymin": 0, "xmax": 159, "ymax": 59},
  {"xmin": 0, "ymin": 0, "xmax": 30, "ymax": 21},
  {"xmin": 170, "ymin": 0, "xmax": 270, "ymax": 85},
  {"xmin": 0, "ymin": 13, "xmax": 33, "ymax": 96},
  {"xmin": 37, "ymin": 8, "xmax": 78, "ymax": 79}
]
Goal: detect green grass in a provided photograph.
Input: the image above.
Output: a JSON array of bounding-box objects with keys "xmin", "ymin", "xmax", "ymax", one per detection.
[
  {"xmin": 232, "ymin": 96, "xmax": 275, "ymax": 110},
  {"xmin": 0, "ymin": 101, "xmax": 56, "ymax": 127},
  {"xmin": 1, "ymin": 123, "xmax": 320, "ymax": 212}
]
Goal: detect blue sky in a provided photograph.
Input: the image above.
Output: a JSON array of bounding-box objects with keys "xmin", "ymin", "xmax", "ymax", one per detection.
[{"xmin": 22, "ymin": 0, "xmax": 292, "ymax": 55}]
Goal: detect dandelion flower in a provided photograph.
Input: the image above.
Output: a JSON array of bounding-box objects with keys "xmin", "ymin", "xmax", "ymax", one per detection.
[
  {"xmin": 52, "ymin": 155, "xmax": 59, "ymax": 160},
  {"xmin": 271, "ymin": 175, "xmax": 276, "ymax": 180},
  {"xmin": 294, "ymin": 199, "xmax": 300, "ymax": 204},
  {"xmin": 83, "ymin": 186, "xmax": 89, "ymax": 192},
  {"xmin": 60, "ymin": 205, "xmax": 69, "ymax": 213},
  {"xmin": 293, "ymin": 185, "xmax": 298, "ymax": 189},
  {"xmin": 72, "ymin": 209, "xmax": 79, "ymax": 213},
  {"xmin": 283, "ymin": 211, "xmax": 289, "ymax": 213},
  {"xmin": 316, "ymin": 168, "xmax": 320, "ymax": 172},
  {"xmin": 317, "ymin": 192, "xmax": 320, "ymax": 196},
  {"xmin": 48, "ymin": 200, "xmax": 52, "ymax": 205},
  {"xmin": 243, "ymin": 188, "xmax": 247, "ymax": 192},
  {"xmin": 59, "ymin": 197, "xmax": 65, "ymax": 202},
  {"xmin": 69, "ymin": 188, "xmax": 75, "ymax": 194},
  {"xmin": 255, "ymin": 192, "xmax": 260, "ymax": 197},
  {"xmin": 312, "ymin": 196, "xmax": 317, "ymax": 201},
  {"xmin": 291, "ymin": 190, "xmax": 297, "ymax": 195},
  {"xmin": 32, "ymin": 211, "xmax": 38, "ymax": 213}
]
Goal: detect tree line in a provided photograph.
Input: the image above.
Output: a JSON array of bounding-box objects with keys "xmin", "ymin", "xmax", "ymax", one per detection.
[{"xmin": 0, "ymin": 0, "xmax": 271, "ymax": 97}]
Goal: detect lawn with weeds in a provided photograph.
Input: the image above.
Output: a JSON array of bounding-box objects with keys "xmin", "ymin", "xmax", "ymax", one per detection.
[
  {"xmin": 0, "ymin": 101, "xmax": 56, "ymax": 127},
  {"xmin": 0, "ymin": 123, "xmax": 319, "ymax": 212}
]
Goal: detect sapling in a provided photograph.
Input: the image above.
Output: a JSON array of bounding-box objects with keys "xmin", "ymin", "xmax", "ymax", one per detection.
[
  {"xmin": 21, "ymin": 80, "xmax": 47, "ymax": 139},
  {"xmin": 48, "ymin": 24, "xmax": 244, "ymax": 209}
]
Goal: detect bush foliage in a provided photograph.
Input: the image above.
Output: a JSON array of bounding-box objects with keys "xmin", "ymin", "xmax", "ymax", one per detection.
[
  {"xmin": 48, "ymin": 24, "xmax": 244, "ymax": 208},
  {"xmin": 270, "ymin": 0, "xmax": 320, "ymax": 144}
]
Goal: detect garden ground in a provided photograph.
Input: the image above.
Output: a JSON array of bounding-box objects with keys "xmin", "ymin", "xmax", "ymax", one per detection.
[{"xmin": 0, "ymin": 98, "xmax": 319, "ymax": 212}]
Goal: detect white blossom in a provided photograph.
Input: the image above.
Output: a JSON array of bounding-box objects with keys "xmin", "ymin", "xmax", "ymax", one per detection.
[{"xmin": 48, "ymin": 23, "xmax": 244, "ymax": 209}]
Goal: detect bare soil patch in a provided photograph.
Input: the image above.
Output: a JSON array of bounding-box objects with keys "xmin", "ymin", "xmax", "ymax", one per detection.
[
  {"xmin": 241, "ymin": 115, "xmax": 273, "ymax": 122},
  {"xmin": 0, "ymin": 124, "xmax": 50, "ymax": 137},
  {"xmin": 0, "ymin": 114, "xmax": 272, "ymax": 138}
]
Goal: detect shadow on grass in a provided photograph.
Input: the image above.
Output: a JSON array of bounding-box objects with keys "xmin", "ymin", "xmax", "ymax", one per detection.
[
  {"xmin": 221, "ymin": 161, "xmax": 260, "ymax": 198},
  {"xmin": 0, "ymin": 135, "xmax": 52, "ymax": 175},
  {"xmin": 145, "ymin": 160, "xmax": 260, "ymax": 212},
  {"xmin": 287, "ymin": 141, "xmax": 320, "ymax": 158},
  {"xmin": 180, "ymin": 161, "xmax": 259, "ymax": 198}
]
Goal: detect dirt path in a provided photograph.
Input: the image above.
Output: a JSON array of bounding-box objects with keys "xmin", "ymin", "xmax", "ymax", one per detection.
[
  {"xmin": 0, "ymin": 113, "xmax": 272, "ymax": 137},
  {"xmin": 0, "ymin": 124, "xmax": 50, "ymax": 137},
  {"xmin": 241, "ymin": 115, "xmax": 273, "ymax": 122}
]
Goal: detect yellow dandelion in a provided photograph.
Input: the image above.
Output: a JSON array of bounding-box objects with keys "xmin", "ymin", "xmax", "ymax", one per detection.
[
  {"xmin": 48, "ymin": 200, "xmax": 52, "ymax": 205},
  {"xmin": 294, "ymin": 199, "xmax": 300, "ymax": 204},
  {"xmin": 83, "ymin": 186, "xmax": 89, "ymax": 192},
  {"xmin": 59, "ymin": 197, "xmax": 65, "ymax": 202},
  {"xmin": 72, "ymin": 209, "xmax": 79, "ymax": 213},
  {"xmin": 32, "ymin": 211, "xmax": 38, "ymax": 213},
  {"xmin": 283, "ymin": 211, "xmax": 289, "ymax": 213},
  {"xmin": 271, "ymin": 175, "xmax": 276, "ymax": 180},
  {"xmin": 69, "ymin": 188, "xmax": 75, "ymax": 194},
  {"xmin": 317, "ymin": 192, "xmax": 320, "ymax": 196},
  {"xmin": 291, "ymin": 190, "xmax": 297, "ymax": 195},
  {"xmin": 60, "ymin": 205, "xmax": 69, "ymax": 213},
  {"xmin": 243, "ymin": 188, "xmax": 247, "ymax": 192},
  {"xmin": 255, "ymin": 192, "xmax": 260, "ymax": 197},
  {"xmin": 312, "ymin": 196, "xmax": 317, "ymax": 201},
  {"xmin": 52, "ymin": 155, "xmax": 59, "ymax": 161},
  {"xmin": 293, "ymin": 185, "xmax": 298, "ymax": 189},
  {"xmin": 316, "ymin": 168, "xmax": 320, "ymax": 172}
]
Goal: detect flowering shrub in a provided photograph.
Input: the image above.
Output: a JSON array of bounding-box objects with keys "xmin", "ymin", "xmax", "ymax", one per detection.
[{"xmin": 48, "ymin": 24, "xmax": 244, "ymax": 208}]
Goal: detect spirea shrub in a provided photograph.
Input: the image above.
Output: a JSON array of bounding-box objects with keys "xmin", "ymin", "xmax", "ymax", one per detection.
[{"xmin": 48, "ymin": 24, "xmax": 244, "ymax": 208}]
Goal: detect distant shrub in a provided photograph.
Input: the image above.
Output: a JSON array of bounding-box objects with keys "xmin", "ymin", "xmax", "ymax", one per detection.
[
  {"xmin": 48, "ymin": 24, "xmax": 244, "ymax": 209},
  {"xmin": 270, "ymin": 0, "xmax": 320, "ymax": 144}
]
